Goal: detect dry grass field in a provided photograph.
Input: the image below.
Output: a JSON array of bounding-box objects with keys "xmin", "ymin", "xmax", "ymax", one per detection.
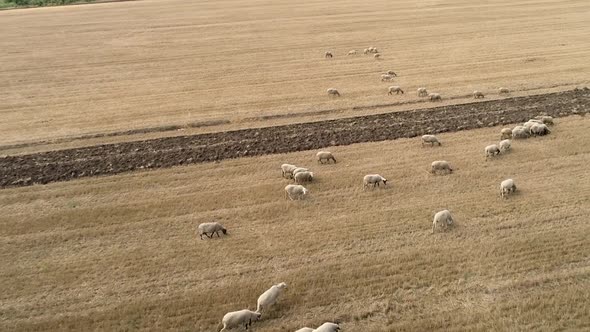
[
  {"xmin": 1, "ymin": 0, "xmax": 590, "ymax": 147},
  {"xmin": 2, "ymin": 116, "xmax": 589, "ymax": 331}
]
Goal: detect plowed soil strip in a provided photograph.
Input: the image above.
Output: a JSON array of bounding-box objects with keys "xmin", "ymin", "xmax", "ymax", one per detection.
[{"xmin": 1, "ymin": 89, "xmax": 589, "ymax": 189}]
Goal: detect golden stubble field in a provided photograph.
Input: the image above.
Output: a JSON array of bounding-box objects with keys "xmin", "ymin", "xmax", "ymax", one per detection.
[
  {"xmin": 1, "ymin": 0, "xmax": 590, "ymax": 147},
  {"xmin": 1, "ymin": 116, "xmax": 589, "ymax": 331}
]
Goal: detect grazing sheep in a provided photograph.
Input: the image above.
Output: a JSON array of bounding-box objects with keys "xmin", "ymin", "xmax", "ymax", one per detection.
[
  {"xmin": 294, "ymin": 171, "xmax": 314, "ymax": 184},
  {"xmin": 512, "ymin": 126, "xmax": 529, "ymax": 139},
  {"xmin": 429, "ymin": 93, "xmax": 442, "ymax": 101},
  {"xmin": 500, "ymin": 128, "xmax": 512, "ymax": 140},
  {"xmin": 292, "ymin": 167, "xmax": 309, "ymax": 177},
  {"xmin": 430, "ymin": 160, "xmax": 453, "ymax": 174},
  {"xmin": 325, "ymin": 51, "xmax": 333, "ymax": 58},
  {"xmin": 197, "ymin": 222, "xmax": 227, "ymax": 240},
  {"xmin": 374, "ymin": 53, "xmax": 381, "ymax": 59},
  {"xmin": 347, "ymin": 50, "xmax": 357, "ymax": 55},
  {"xmin": 473, "ymin": 90, "xmax": 485, "ymax": 99},
  {"xmin": 316, "ymin": 151, "xmax": 337, "ymax": 164},
  {"xmin": 281, "ymin": 163, "xmax": 298, "ymax": 179},
  {"xmin": 327, "ymin": 88, "xmax": 340, "ymax": 97},
  {"xmin": 381, "ymin": 74, "xmax": 395, "ymax": 82},
  {"xmin": 220, "ymin": 309, "xmax": 261, "ymax": 332},
  {"xmin": 363, "ymin": 48, "xmax": 370, "ymax": 54},
  {"xmin": 366, "ymin": 46, "xmax": 378, "ymax": 53},
  {"xmin": 500, "ymin": 179, "xmax": 517, "ymax": 199},
  {"xmin": 386, "ymin": 70, "xmax": 398, "ymax": 77},
  {"xmin": 421, "ymin": 134, "xmax": 441, "ymax": 147},
  {"xmin": 417, "ymin": 87, "xmax": 428, "ymax": 97},
  {"xmin": 256, "ymin": 282, "xmax": 288, "ymax": 313},
  {"xmin": 285, "ymin": 184, "xmax": 309, "ymax": 200},
  {"xmin": 388, "ymin": 86, "xmax": 404, "ymax": 95},
  {"xmin": 432, "ymin": 210, "xmax": 454, "ymax": 233},
  {"xmin": 499, "ymin": 87, "xmax": 510, "ymax": 95},
  {"xmin": 535, "ymin": 115, "xmax": 554, "ymax": 125},
  {"xmin": 295, "ymin": 328, "xmax": 314, "ymax": 332},
  {"xmin": 499, "ymin": 139, "xmax": 511, "ymax": 152},
  {"xmin": 530, "ymin": 123, "xmax": 551, "ymax": 136},
  {"xmin": 314, "ymin": 323, "xmax": 341, "ymax": 332},
  {"xmin": 485, "ymin": 144, "xmax": 501, "ymax": 159},
  {"xmin": 363, "ymin": 174, "xmax": 387, "ymax": 190}
]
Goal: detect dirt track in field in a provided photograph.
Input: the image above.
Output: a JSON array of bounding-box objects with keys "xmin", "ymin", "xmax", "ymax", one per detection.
[{"xmin": 1, "ymin": 88, "xmax": 588, "ymax": 189}]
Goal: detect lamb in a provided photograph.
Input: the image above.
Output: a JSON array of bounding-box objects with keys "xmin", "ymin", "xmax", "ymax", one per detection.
[
  {"xmin": 381, "ymin": 74, "xmax": 395, "ymax": 82},
  {"xmin": 432, "ymin": 210, "xmax": 454, "ymax": 233},
  {"xmin": 500, "ymin": 179, "xmax": 517, "ymax": 199},
  {"xmin": 499, "ymin": 139, "xmax": 511, "ymax": 152},
  {"xmin": 281, "ymin": 163, "xmax": 298, "ymax": 179},
  {"xmin": 534, "ymin": 115, "xmax": 554, "ymax": 125},
  {"xmin": 316, "ymin": 151, "xmax": 337, "ymax": 164},
  {"xmin": 294, "ymin": 171, "xmax": 314, "ymax": 184},
  {"xmin": 512, "ymin": 126, "xmax": 529, "ymax": 139},
  {"xmin": 388, "ymin": 86, "xmax": 404, "ymax": 95},
  {"xmin": 473, "ymin": 90, "xmax": 485, "ymax": 99},
  {"xmin": 429, "ymin": 93, "xmax": 442, "ymax": 101},
  {"xmin": 256, "ymin": 282, "xmax": 288, "ymax": 313},
  {"xmin": 386, "ymin": 70, "xmax": 398, "ymax": 77},
  {"xmin": 430, "ymin": 160, "xmax": 453, "ymax": 174},
  {"xmin": 197, "ymin": 222, "xmax": 227, "ymax": 240},
  {"xmin": 374, "ymin": 53, "xmax": 381, "ymax": 59},
  {"xmin": 285, "ymin": 184, "xmax": 309, "ymax": 200},
  {"xmin": 498, "ymin": 87, "xmax": 510, "ymax": 95},
  {"xmin": 363, "ymin": 174, "xmax": 387, "ymax": 190},
  {"xmin": 500, "ymin": 128, "xmax": 512, "ymax": 140},
  {"xmin": 313, "ymin": 323, "xmax": 341, "ymax": 332},
  {"xmin": 347, "ymin": 50, "xmax": 357, "ymax": 55},
  {"xmin": 325, "ymin": 51, "xmax": 333, "ymax": 58},
  {"xmin": 485, "ymin": 144, "xmax": 501, "ymax": 159},
  {"xmin": 219, "ymin": 309, "xmax": 261, "ymax": 332},
  {"xmin": 417, "ymin": 87, "xmax": 428, "ymax": 97},
  {"xmin": 327, "ymin": 88, "xmax": 340, "ymax": 97},
  {"xmin": 421, "ymin": 134, "xmax": 441, "ymax": 147},
  {"xmin": 530, "ymin": 123, "xmax": 551, "ymax": 136}
]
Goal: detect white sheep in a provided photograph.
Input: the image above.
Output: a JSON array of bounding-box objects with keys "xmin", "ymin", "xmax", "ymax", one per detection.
[
  {"xmin": 295, "ymin": 328, "xmax": 314, "ymax": 332},
  {"xmin": 432, "ymin": 210, "xmax": 454, "ymax": 233},
  {"xmin": 417, "ymin": 87, "xmax": 428, "ymax": 97},
  {"xmin": 327, "ymin": 88, "xmax": 340, "ymax": 97},
  {"xmin": 197, "ymin": 222, "xmax": 227, "ymax": 240},
  {"xmin": 281, "ymin": 163, "xmax": 298, "ymax": 179},
  {"xmin": 347, "ymin": 50, "xmax": 357, "ymax": 55},
  {"xmin": 256, "ymin": 282, "xmax": 288, "ymax": 313},
  {"xmin": 314, "ymin": 323, "xmax": 341, "ymax": 332},
  {"xmin": 485, "ymin": 144, "xmax": 501, "ymax": 159},
  {"xmin": 285, "ymin": 184, "xmax": 309, "ymax": 200},
  {"xmin": 500, "ymin": 128, "xmax": 512, "ymax": 140},
  {"xmin": 473, "ymin": 90, "xmax": 485, "ymax": 99},
  {"xmin": 421, "ymin": 134, "xmax": 441, "ymax": 147},
  {"xmin": 374, "ymin": 53, "xmax": 381, "ymax": 59},
  {"xmin": 294, "ymin": 171, "xmax": 314, "ymax": 184},
  {"xmin": 500, "ymin": 179, "xmax": 517, "ymax": 199},
  {"xmin": 512, "ymin": 126, "xmax": 529, "ymax": 139},
  {"xmin": 534, "ymin": 115, "xmax": 554, "ymax": 125},
  {"xmin": 363, "ymin": 48, "xmax": 370, "ymax": 54},
  {"xmin": 430, "ymin": 160, "xmax": 453, "ymax": 175},
  {"xmin": 363, "ymin": 174, "xmax": 387, "ymax": 190},
  {"xmin": 388, "ymin": 86, "xmax": 404, "ymax": 95},
  {"xmin": 316, "ymin": 151, "xmax": 336, "ymax": 164},
  {"xmin": 292, "ymin": 167, "xmax": 309, "ymax": 177},
  {"xmin": 429, "ymin": 93, "xmax": 442, "ymax": 101},
  {"xmin": 499, "ymin": 139, "xmax": 511, "ymax": 152},
  {"xmin": 325, "ymin": 51, "xmax": 333, "ymax": 58},
  {"xmin": 530, "ymin": 123, "xmax": 551, "ymax": 136},
  {"xmin": 386, "ymin": 70, "xmax": 398, "ymax": 77},
  {"xmin": 220, "ymin": 309, "xmax": 261, "ymax": 332},
  {"xmin": 381, "ymin": 74, "xmax": 394, "ymax": 82},
  {"xmin": 498, "ymin": 87, "xmax": 510, "ymax": 95}
]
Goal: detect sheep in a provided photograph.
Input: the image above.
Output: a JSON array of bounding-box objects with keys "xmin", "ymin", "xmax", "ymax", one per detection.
[
  {"xmin": 294, "ymin": 171, "xmax": 314, "ymax": 184},
  {"xmin": 313, "ymin": 323, "xmax": 341, "ymax": 332},
  {"xmin": 530, "ymin": 123, "xmax": 551, "ymax": 136},
  {"xmin": 256, "ymin": 282, "xmax": 288, "ymax": 313},
  {"xmin": 485, "ymin": 144, "xmax": 501, "ymax": 159},
  {"xmin": 473, "ymin": 90, "xmax": 485, "ymax": 99},
  {"xmin": 388, "ymin": 86, "xmax": 404, "ymax": 95},
  {"xmin": 500, "ymin": 128, "xmax": 512, "ymax": 140},
  {"xmin": 499, "ymin": 139, "xmax": 511, "ymax": 152},
  {"xmin": 429, "ymin": 93, "xmax": 442, "ymax": 101},
  {"xmin": 281, "ymin": 163, "xmax": 298, "ymax": 179},
  {"xmin": 219, "ymin": 309, "xmax": 261, "ymax": 332},
  {"xmin": 295, "ymin": 328, "xmax": 314, "ymax": 332},
  {"xmin": 347, "ymin": 50, "xmax": 357, "ymax": 55},
  {"xmin": 374, "ymin": 53, "xmax": 381, "ymax": 59},
  {"xmin": 366, "ymin": 46, "xmax": 378, "ymax": 53},
  {"xmin": 534, "ymin": 115, "xmax": 554, "ymax": 125},
  {"xmin": 498, "ymin": 87, "xmax": 510, "ymax": 95},
  {"xmin": 432, "ymin": 210, "xmax": 454, "ymax": 233},
  {"xmin": 386, "ymin": 70, "xmax": 398, "ymax": 77},
  {"xmin": 421, "ymin": 134, "xmax": 441, "ymax": 147},
  {"xmin": 512, "ymin": 126, "xmax": 529, "ymax": 139},
  {"xmin": 197, "ymin": 222, "xmax": 227, "ymax": 240},
  {"xmin": 292, "ymin": 167, "xmax": 309, "ymax": 177},
  {"xmin": 500, "ymin": 179, "xmax": 517, "ymax": 199},
  {"xmin": 363, "ymin": 174, "xmax": 387, "ymax": 190},
  {"xmin": 327, "ymin": 88, "xmax": 340, "ymax": 97},
  {"xmin": 381, "ymin": 74, "xmax": 395, "ymax": 82},
  {"xmin": 430, "ymin": 160, "xmax": 453, "ymax": 175},
  {"xmin": 363, "ymin": 48, "xmax": 370, "ymax": 55},
  {"xmin": 325, "ymin": 51, "xmax": 333, "ymax": 58},
  {"xmin": 417, "ymin": 87, "xmax": 428, "ymax": 97},
  {"xmin": 285, "ymin": 184, "xmax": 309, "ymax": 200},
  {"xmin": 316, "ymin": 151, "xmax": 336, "ymax": 164}
]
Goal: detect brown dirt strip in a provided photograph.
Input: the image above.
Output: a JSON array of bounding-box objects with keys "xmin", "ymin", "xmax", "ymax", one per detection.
[{"xmin": 1, "ymin": 88, "xmax": 588, "ymax": 189}]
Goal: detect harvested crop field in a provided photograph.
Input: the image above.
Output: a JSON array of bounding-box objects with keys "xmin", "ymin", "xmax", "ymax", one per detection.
[{"xmin": 1, "ymin": 116, "xmax": 590, "ymax": 331}]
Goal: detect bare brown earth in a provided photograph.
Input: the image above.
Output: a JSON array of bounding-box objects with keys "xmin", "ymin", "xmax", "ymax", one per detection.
[{"xmin": 1, "ymin": 88, "xmax": 588, "ymax": 188}]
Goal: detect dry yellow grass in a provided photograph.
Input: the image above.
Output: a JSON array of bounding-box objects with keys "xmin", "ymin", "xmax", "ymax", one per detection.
[
  {"xmin": 1, "ymin": 0, "xmax": 590, "ymax": 147},
  {"xmin": 1, "ymin": 115, "xmax": 589, "ymax": 331}
]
